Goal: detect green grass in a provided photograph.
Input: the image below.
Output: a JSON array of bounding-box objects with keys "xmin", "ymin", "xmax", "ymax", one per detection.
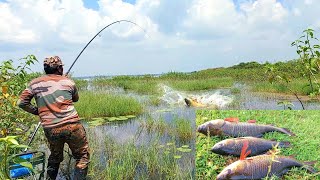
[
  {"xmin": 75, "ymin": 91, "xmax": 143, "ymax": 119},
  {"xmin": 196, "ymin": 110, "xmax": 320, "ymax": 180},
  {"xmin": 251, "ymin": 79, "xmax": 314, "ymax": 96},
  {"xmin": 167, "ymin": 78, "xmax": 233, "ymax": 91}
]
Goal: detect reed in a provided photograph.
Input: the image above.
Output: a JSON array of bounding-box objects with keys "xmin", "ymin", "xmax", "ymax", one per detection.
[{"xmin": 75, "ymin": 91, "xmax": 143, "ymax": 119}]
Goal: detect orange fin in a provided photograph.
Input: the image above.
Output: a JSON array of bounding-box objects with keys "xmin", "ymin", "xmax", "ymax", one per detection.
[
  {"xmin": 247, "ymin": 120, "xmax": 256, "ymax": 123},
  {"xmin": 240, "ymin": 140, "xmax": 251, "ymax": 160},
  {"xmin": 224, "ymin": 117, "xmax": 239, "ymax": 123}
]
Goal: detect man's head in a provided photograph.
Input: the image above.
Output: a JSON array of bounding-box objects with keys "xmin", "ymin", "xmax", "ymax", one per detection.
[{"xmin": 44, "ymin": 56, "xmax": 64, "ymax": 75}]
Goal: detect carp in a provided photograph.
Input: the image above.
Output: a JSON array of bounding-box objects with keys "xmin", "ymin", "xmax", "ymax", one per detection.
[
  {"xmin": 211, "ymin": 137, "xmax": 291, "ymax": 156},
  {"xmin": 216, "ymin": 154, "xmax": 318, "ymax": 179},
  {"xmin": 197, "ymin": 119, "xmax": 295, "ymax": 137},
  {"xmin": 184, "ymin": 97, "xmax": 206, "ymax": 107}
]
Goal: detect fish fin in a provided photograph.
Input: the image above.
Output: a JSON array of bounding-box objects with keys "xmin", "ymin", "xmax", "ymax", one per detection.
[
  {"xmin": 247, "ymin": 120, "xmax": 256, "ymax": 123},
  {"xmin": 240, "ymin": 140, "xmax": 251, "ymax": 160},
  {"xmin": 281, "ymin": 127, "xmax": 296, "ymax": 136},
  {"xmin": 288, "ymin": 154, "xmax": 297, "ymax": 159},
  {"xmin": 278, "ymin": 141, "xmax": 291, "ymax": 148},
  {"xmin": 303, "ymin": 161, "xmax": 317, "ymax": 166},
  {"xmin": 224, "ymin": 117, "xmax": 239, "ymax": 123}
]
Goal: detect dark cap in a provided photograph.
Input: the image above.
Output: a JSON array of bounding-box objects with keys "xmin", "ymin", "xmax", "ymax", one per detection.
[{"xmin": 44, "ymin": 56, "xmax": 63, "ymax": 67}]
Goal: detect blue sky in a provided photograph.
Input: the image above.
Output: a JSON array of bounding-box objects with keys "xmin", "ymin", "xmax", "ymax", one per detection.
[
  {"xmin": 83, "ymin": 0, "xmax": 136, "ymax": 10},
  {"xmin": 1, "ymin": 0, "xmax": 320, "ymax": 76}
]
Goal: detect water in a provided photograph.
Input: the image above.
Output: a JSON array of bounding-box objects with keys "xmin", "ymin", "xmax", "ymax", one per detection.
[{"xmin": 32, "ymin": 83, "xmax": 319, "ymax": 179}]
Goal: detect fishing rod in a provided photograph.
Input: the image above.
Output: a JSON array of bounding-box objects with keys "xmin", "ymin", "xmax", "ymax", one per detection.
[
  {"xmin": 26, "ymin": 20, "xmax": 148, "ymax": 150},
  {"xmin": 66, "ymin": 19, "xmax": 148, "ymax": 75}
]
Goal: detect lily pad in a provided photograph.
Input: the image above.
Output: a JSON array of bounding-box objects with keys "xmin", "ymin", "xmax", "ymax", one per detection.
[
  {"xmin": 107, "ymin": 117, "xmax": 118, "ymax": 121},
  {"xmin": 88, "ymin": 118, "xmax": 107, "ymax": 126},
  {"xmin": 177, "ymin": 148, "xmax": 192, "ymax": 153},
  {"xmin": 125, "ymin": 115, "xmax": 136, "ymax": 118},
  {"xmin": 117, "ymin": 116, "xmax": 129, "ymax": 121}
]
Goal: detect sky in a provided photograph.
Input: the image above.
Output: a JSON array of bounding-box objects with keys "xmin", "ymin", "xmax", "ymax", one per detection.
[{"xmin": 1, "ymin": 0, "xmax": 320, "ymax": 76}]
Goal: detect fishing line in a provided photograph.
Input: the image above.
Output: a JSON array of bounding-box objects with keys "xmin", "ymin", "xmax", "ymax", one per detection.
[{"xmin": 66, "ymin": 19, "xmax": 149, "ymax": 75}]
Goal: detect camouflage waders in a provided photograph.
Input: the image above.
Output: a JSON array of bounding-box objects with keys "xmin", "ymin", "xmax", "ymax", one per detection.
[{"xmin": 44, "ymin": 122, "xmax": 90, "ymax": 180}]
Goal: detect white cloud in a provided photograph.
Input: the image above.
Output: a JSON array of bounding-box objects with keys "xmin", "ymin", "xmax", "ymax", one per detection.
[
  {"xmin": 1, "ymin": 0, "xmax": 320, "ymax": 76},
  {"xmin": 0, "ymin": 2, "xmax": 36, "ymax": 43}
]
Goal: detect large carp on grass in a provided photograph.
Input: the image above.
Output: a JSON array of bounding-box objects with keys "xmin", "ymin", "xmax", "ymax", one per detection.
[
  {"xmin": 197, "ymin": 119, "xmax": 295, "ymax": 137},
  {"xmin": 216, "ymin": 154, "xmax": 318, "ymax": 179},
  {"xmin": 211, "ymin": 137, "xmax": 291, "ymax": 156}
]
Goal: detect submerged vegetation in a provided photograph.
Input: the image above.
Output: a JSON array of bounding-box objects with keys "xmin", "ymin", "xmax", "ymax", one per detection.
[{"xmin": 196, "ymin": 110, "xmax": 320, "ymax": 179}]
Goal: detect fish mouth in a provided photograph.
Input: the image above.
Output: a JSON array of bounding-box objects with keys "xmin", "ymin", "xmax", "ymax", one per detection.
[
  {"xmin": 184, "ymin": 98, "xmax": 192, "ymax": 106},
  {"xmin": 211, "ymin": 144, "xmax": 229, "ymax": 155},
  {"xmin": 197, "ymin": 125, "xmax": 204, "ymax": 133}
]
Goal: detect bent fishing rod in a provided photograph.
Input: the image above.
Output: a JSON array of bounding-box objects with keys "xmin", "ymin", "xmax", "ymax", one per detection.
[
  {"xmin": 26, "ymin": 20, "xmax": 148, "ymax": 151},
  {"xmin": 66, "ymin": 19, "xmax": 148, "ymax": 75}
]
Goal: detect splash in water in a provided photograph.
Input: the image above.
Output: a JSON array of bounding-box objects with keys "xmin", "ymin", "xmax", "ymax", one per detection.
[{"xmin": 159, "ymin": 84, "xmax": 233, "ymax": 108}]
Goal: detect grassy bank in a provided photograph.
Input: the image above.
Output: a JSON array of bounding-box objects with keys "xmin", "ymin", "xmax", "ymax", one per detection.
[
  {"xmin": 90, "ymin": 76, "xmax": 233, "ymax": 95},
  {"xmin": 251, "ymin": 78, "xmax": 314, "ymax": 96},
  {"xmin": 73, "ymin": 59, "xmax": 320, "ymax": 98},
  {"xmin": 196, "ymin": 110, "xmax": 320, "ymax": 179},
  {"xmin": 75, "ymin": 91, "xmax": 143, "ymax": 119}
]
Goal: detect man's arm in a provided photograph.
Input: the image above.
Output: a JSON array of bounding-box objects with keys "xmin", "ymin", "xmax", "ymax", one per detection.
[
  {"xmin": 18, "ymin": 88, "xmax": 39, "ymax": 115},
  {"xmin": 72, "ymin": 86, "xmax": 79, "ymax": 102}
]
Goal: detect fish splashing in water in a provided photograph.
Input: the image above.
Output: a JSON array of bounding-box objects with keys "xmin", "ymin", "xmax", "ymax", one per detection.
[{"xmin": 159, "ymin": 84, "xmax": 232, "ymax": 108}]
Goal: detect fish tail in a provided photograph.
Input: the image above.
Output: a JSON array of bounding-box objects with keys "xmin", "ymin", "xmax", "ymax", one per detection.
[
  {"xmin": 278, "ymin": 141, "xmax": 291, "ymax": 148},
  {"xmin": 277, "ymin": 127, "xmax": 296, "ymax": 136},
  {"xmin": 303, "ymin": 161, "xmax": 318, "ymax": 174}
]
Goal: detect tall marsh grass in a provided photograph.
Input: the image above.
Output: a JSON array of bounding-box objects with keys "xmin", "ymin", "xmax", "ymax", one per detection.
[{"xmin": 75, "ymin": 91, "xmax": 143, "ymax": 119}]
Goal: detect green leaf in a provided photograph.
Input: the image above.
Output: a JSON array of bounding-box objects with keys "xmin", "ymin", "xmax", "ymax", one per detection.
[
  {"xmin": 181, "ymin": 145, "xmax": 189, "ymax": 148},
  {"xmin": 174, "ymin": 155, "xmax": 181, "ymax": 159},
  {"xmin": 177, "ymin": 148, "xmax": 192, "ymax": 153},
  {"xmin": 7, "ymin": 137, "xmax": 19, "ymax": 145},
  {"xmin": 166, "ymin": 142, "xmax": 174, "ymax": 146}
]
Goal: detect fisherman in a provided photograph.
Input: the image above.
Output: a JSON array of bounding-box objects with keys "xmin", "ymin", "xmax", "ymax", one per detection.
[{"xmin": 18, "ymin": 56, "xmax": 90, "ymax": 180}]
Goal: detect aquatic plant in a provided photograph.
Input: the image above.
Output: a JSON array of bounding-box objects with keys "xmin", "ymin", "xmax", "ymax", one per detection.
[
  {"xmin": 171, "ymin": 117, "xmax": 194, "ymax": 142},
  {"xmin": 85, "ymin": 132, "xmax": 193, "ymax": 179},
  {"xmin": 75, "ymin": 91, "xmax": 143, "ymax": 119}
]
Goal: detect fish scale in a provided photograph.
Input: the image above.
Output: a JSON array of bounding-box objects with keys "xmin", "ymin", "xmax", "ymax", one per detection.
[
  {"xmin": 198, "ymin": 119, "xmax": 294, "ymax": 137},
  {"xmin": 211, "ymin": 137, "xmax": 291, "ymax": 157},
  {"xmin": 216, "ymin": 155, "xmax": 317, "ymax": 179}
]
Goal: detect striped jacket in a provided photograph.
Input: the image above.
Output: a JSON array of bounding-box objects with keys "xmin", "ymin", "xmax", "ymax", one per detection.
[{"xmin": 19, "ymin": 74, "xmax": 80, "ymax": 128}]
